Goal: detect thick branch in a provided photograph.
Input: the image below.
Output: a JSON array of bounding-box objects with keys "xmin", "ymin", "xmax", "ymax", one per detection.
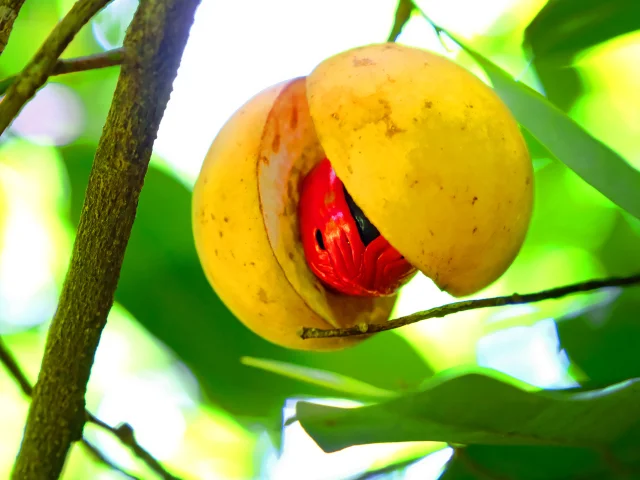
[
  {"xmin": 0, "ymin": 0, "xmax": 26, "ymax": 56},
  {"xmin": 11, "ymin": 0, "xmax": 201, "ymax": 478},
  {"xmin": 299, "ymin": 273, "xmax": 640, "ymax": 339},
  {"xmin": 0, "ymin": 0, "xmax": 113, "ymax": 136},
  {"xmin": 0, "ymin": 48, "xmax": 125, "ymax": 95}
]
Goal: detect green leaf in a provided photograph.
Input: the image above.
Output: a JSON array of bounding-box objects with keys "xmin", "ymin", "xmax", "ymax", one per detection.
[
  {"xmin": 295, "ymin": 368, "xmax": 640, "ymax": 453},
  {"xmin": 467, "ymin": 49, "xmax": 640, "ymax": 220},
  {"xmin": 417, "ymin": 15, "xmax": 640, "ymax": 220},
  {"xmin": 440, "ymin": 445, "xmax": 634, "ymax": 480},
  {"xmin": 558, "ymin": 285, "xmax": 640, "ymax": 388},
  {"xmin": 241, "ymin": 357, "xmax": 397, "ymax": 400},
  {"xmin": 59, "ymin": 144, "xmax": 433, "ymax": 424},
  {"xmin": 524, "ymin": 0, "xmax": 640, "ymax": 61}
]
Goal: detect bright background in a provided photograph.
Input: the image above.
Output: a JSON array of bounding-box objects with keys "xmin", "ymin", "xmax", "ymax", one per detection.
[{"xmin": 1, "ymin": 0, "xmax": 639, "ymax": 478}]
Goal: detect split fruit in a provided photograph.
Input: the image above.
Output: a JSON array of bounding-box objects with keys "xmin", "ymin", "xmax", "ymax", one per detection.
[{"xmin": 192, "ymin": 43, "xmax": 534, "ymax": 351}]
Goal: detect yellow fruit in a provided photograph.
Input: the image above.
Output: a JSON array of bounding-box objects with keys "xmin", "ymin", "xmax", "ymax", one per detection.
[{"xmin": 192, "ymin": 43, "xmax": 533, "ymax": 350}]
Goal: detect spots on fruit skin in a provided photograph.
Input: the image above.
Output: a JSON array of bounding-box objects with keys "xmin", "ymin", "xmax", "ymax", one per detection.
[
  {"xmin": 473, "ymin": 227, "xmax": 478, "ymax": 234},
  {"xmin": 424, "ymin": 100, "xmax": 433, "ymax": 109},
  {"xmin": 219, "ymin": 231, "xmax": 224, "ymax": 238},
  {"xmin": 290, "ymin": 107, "xmax": 298, "ymax": 129},
  {"xmin": 224, "ymin": 216, "xmax": 229, "ymax": 223},
  {"xmin": 272, "ymin": 133, "xmax": 281, "ymax": 153},
  {"xmin": 472, "ymin": 196, "xmax": 478, "ymax": 205},
  {"xmin": 353, "ymin": 57, "xmax": 376, "ymax": 67},
  {"xmin": 258, "ymin": 288, "xmax": 271, "ymax": 304}
]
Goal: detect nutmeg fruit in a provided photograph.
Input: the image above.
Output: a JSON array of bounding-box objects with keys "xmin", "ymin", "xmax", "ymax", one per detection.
[{"xmin": 192, "ymin": 43, "xmax": 533, "ymax": 351}]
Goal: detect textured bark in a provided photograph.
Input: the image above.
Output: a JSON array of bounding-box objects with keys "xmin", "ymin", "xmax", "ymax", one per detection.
[
  {"xmin": 0, "ymin": 0, "xmax": 113, "ymax": 135},
  {"xmin": 11, "ymin": 0, "xmax": 201, "ymax": 478},
  {"xmin": 0, "ymin": 0, "xmax": 26, "ymax": 55}
]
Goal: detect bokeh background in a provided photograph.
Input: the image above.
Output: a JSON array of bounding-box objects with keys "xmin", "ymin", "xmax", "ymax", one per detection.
[{"xmin": 1, "ymin": 0, "xmax": 639, "ymax": 478}]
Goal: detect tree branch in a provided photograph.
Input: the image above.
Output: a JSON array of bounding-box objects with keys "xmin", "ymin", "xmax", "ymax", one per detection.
[
  {"xmin": 299, "ymin": 273, "xmax": 640, "ymax": 339},
  {"xmin": 0, "ymin": 48, "xmax": 125, "ymax": 95},
  {"xmin": 11, "ymin": 0, "xmax": 201, "ymax": 477},
  {"xmin": 387, "ymin": 0, "xmax": 414, "ymax": 42},
  {"xmin": 0, "ymin": 0, "xmax": 113, "ymax": 136},
  {"xmin": 0, "ymin": 0, "xmax": 26, "ymax": 56},
  {"xmin": 0, "ymin": 337, "xmax": 179, "ymax": 479},
  {"xmin": 79, "ymin": 440, "xmax": 141, "ymax": 480}
]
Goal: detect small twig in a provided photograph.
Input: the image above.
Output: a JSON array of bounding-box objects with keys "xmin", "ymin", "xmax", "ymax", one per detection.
[
  {"xmin": 0, "ymin": 0, "xmax": 113, "ymax": 136},
  {"xmin": 0, "ymin": 0, "xmax": 27, "ymax": 56},
  {"xmin": 80, "ymin": 439, "xmax": 141, "ymax": 480},
  {"xmin": 387, "ymin": 0, "xmax": 414, "ymax": 42},
  {"xmin": 0, "ymin": 336, "xmax": 32, "ymax": 396},
  {"xmin": 0, "ymin": 337, "xmax": 180, "ymax": 479},
  {"xmin": 299, "ymin": 273, "xmax": 640, "ymax": 339},
  {"xmin": 0, "ymin": 48, "xmax": 125, "ymax": 95},
  {"xmin": 113, "ymin": 423, "xmax": 181, "ymax": 480}
]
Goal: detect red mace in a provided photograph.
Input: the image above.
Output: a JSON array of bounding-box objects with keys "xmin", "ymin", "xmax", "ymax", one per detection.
[{"xmin": 299, "ymin": 158, "xmax": 417, "ymax": 297}]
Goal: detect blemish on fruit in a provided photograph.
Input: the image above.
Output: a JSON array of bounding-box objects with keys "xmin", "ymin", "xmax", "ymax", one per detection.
[
  {"xmin": 272, "ymin": 133, "xmax": 281, "ymax": 153},
  {"xmin": 353, "ymin": 57, "xmax": 375, "ymax": 67},
  {"xmin": 258, "ymin": 288, "xmax": 270, "ymax": 304},
  {"xmin": 472, "ymin": 196, "xmax": 478, "ymax": 205},
  {"xmin": 290, "ymin": 107, "xmax": 298, "ymax": 129}
]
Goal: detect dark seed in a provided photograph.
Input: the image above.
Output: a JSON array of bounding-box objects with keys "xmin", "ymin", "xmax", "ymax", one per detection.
[
  {"xmin": 315, "ymin": 229, "xmax": 326, "ymax": 250},
  {"xmin": 343, "ymin": 185, "xmax": 380, "ymax": 246}
]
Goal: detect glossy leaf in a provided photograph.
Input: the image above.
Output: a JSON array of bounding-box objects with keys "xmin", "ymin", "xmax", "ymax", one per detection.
[
  {"xmin": 525, "ymin": 0, "xmax": 640, "ymax": 61},
  {"xmin": 296, "ymin": 368, "xmax": 640, "ymax": 453},
  {"xmin": 241, "ymin": 357, "xmax": 397, "ymax": 400},
  {"xmin": 558, "ymin": 285, "xmax": 640, "ymax": 388},
  {"xmin": 439, "ymin": 445, "xmax": 637, "ymax": 480},
  {"xmin": 59, "ymin": 144, "xmax": 433, "ymax": 424},
  {"xmin": 465, "ymin": 48, "xmax": 640, "ymax": 220}
]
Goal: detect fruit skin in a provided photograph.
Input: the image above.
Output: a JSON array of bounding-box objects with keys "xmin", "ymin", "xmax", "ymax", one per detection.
[
  {"xmin": 306, "ymin": 43, "xmax": 534, "ymax": 297},
  {"xmin": 192, "ymin": 81, "xmax": 390, "ymax": 351},
  {"xmin": 193, "ymin": 42, "xmax": 534, "ymax": 350}
]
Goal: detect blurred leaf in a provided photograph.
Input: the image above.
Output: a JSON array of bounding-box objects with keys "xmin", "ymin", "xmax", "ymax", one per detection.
[
  {"xmin": 524, "ymin": 0, "xmax": 640, "ymax": 61},
  {"xmin": 462, "ymin": 43, "xmax": 640, "ymax": 220},
  {"xmin": 59, "ymin": 144, "xmax": 433, "ymax": 425},
  {"xmin": 439, "ymin": 444, "xmax": 636, "ymax": 480},
  {"xmin": 296, "ymin": 368, "xmax": 640, "ymax": 453},
  {"xmin": 598, "ymin": 212, "xmax": 640, "ymax": 277},
  {"xmin": 557, "ymin": 285, "xmax": 640, "ymax": 388},
  {"xmin": 241, "ymin": 357, "xmax": 396, "ymax": 400}
]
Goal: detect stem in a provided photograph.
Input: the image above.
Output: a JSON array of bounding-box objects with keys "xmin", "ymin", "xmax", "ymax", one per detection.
[
  {"xmin": 0, "ymin": 0, "xmax": 113, "ymax": 136},
  {"xmin": 11, "ymin": 0, "xmax": 201, "ymax": 477},
  {"xmin": 387, "ymin": 0, "xmax": 414, "ymax": 42},
  {"xmin": 299, "ymin": 273, "xmax": 640, "ymax": 339},
  {"xmin": 0, "ymin": 0, "xmax": 26, "ymax": 56},
  {"xmin": 80, "ymin": 440, "xmax": 141, "ymax": 480},
  {"xmin": 0, "ymin": 48, "xmax": 125, "ymax": 95}
]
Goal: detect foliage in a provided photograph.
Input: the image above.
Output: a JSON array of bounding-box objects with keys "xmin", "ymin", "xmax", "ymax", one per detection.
[{"xmin": 0, "ymin": 0, "xmax": 639, "ymax": 478}]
